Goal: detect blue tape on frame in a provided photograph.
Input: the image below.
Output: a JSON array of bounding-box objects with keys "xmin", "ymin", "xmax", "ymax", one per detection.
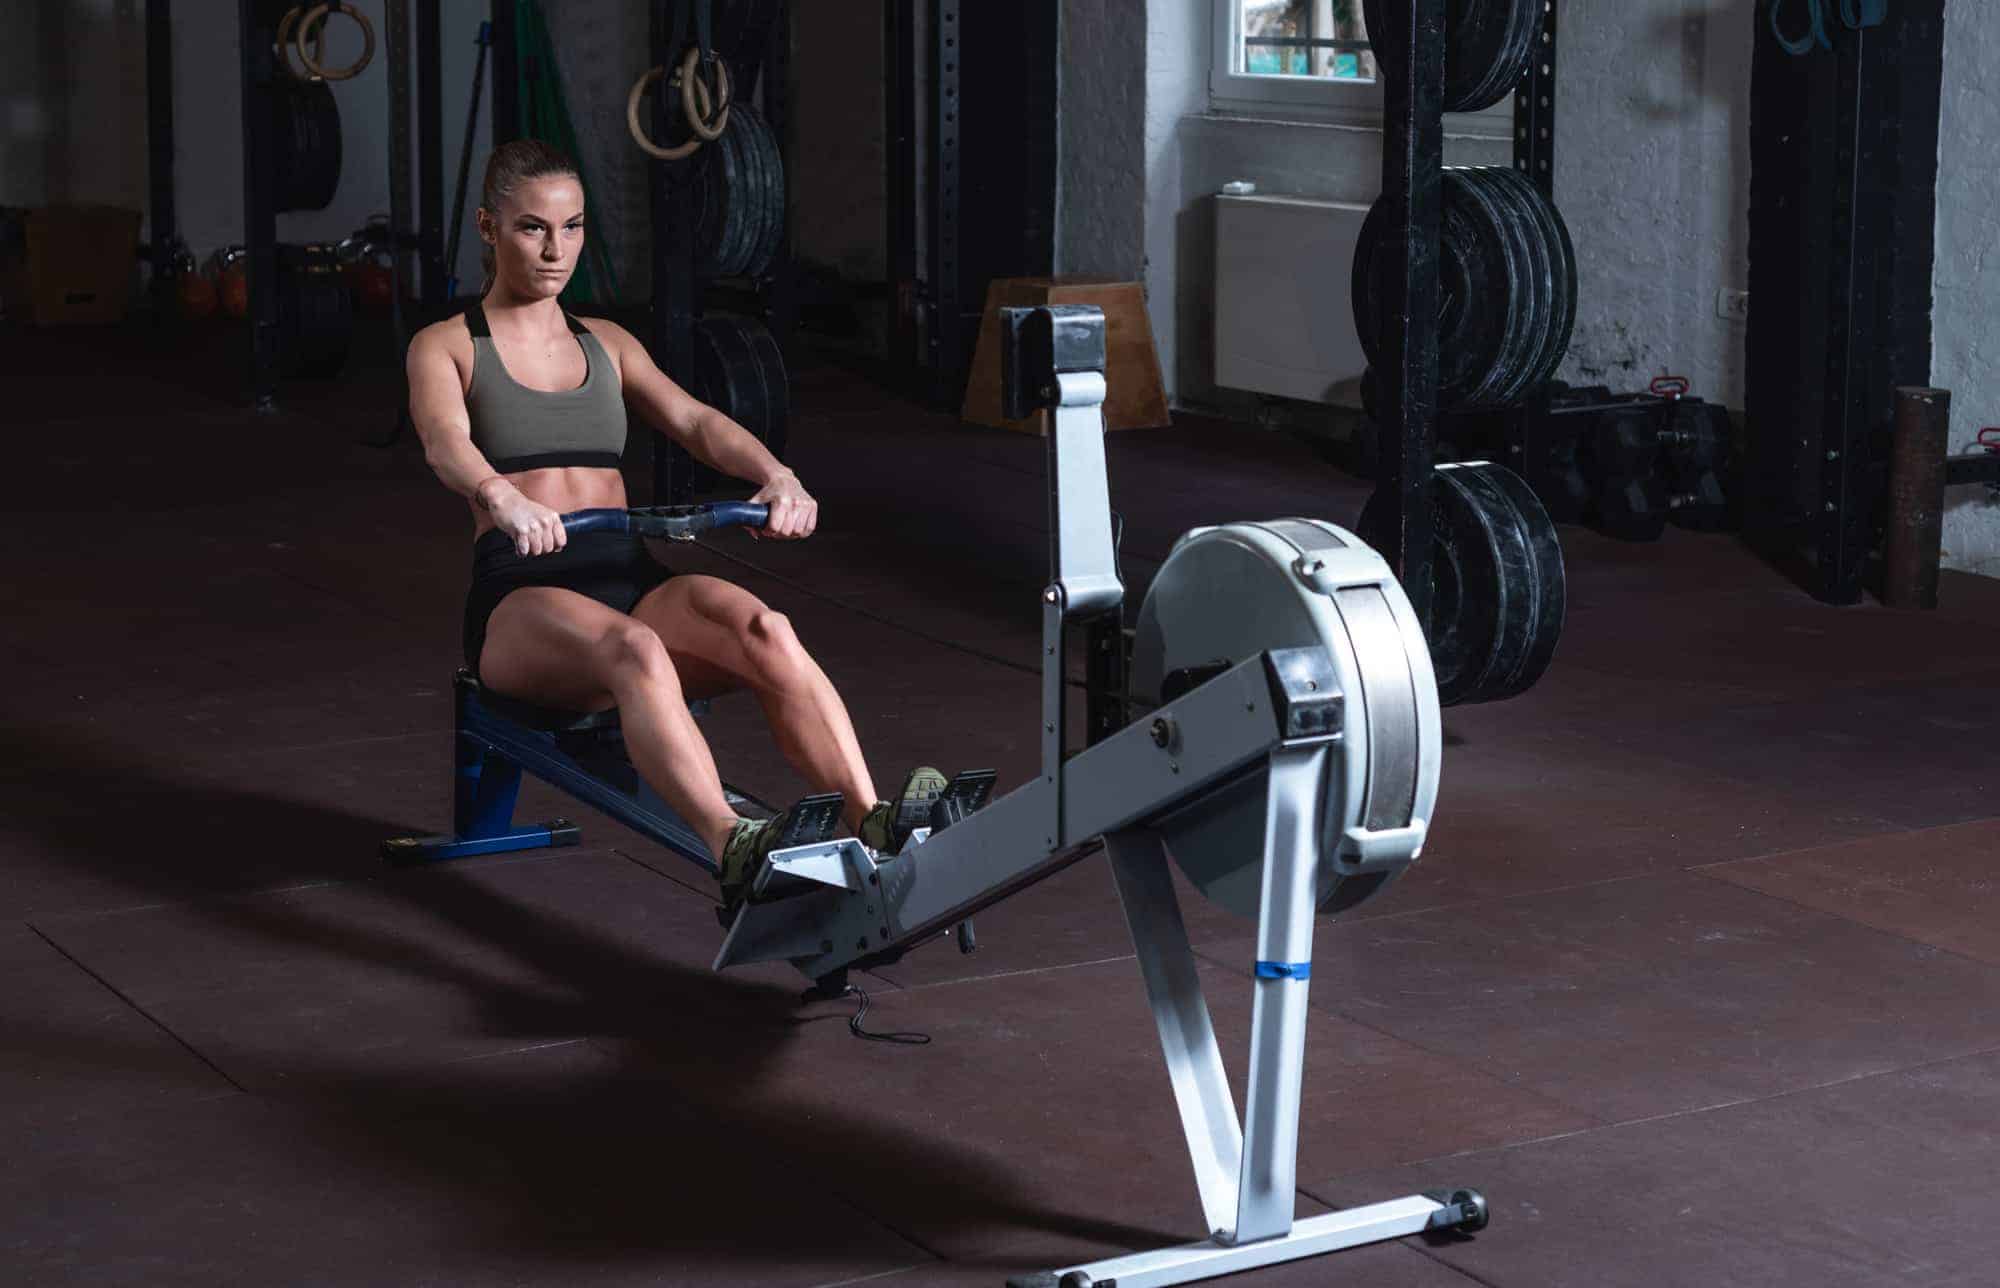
[{"xmin": 1254, "ymin": 961, "xmax": 1312, "ymax": 981}]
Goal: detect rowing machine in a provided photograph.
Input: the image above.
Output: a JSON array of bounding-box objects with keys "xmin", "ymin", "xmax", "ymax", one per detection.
[{"xmin": 713, "ymin": 306, "xmax": 1502, "ymax": 1286}]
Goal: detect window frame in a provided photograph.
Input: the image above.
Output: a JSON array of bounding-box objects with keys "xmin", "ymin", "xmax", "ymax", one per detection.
[{"xmin": 1207, "ymin": 0, "xmax": 1514, "ymax": 136}]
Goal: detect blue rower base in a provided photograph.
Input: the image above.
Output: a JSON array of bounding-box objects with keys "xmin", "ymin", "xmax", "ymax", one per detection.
[{"xmin": 382, "ymin": 670, "xmax": 769, "ymax": 870}]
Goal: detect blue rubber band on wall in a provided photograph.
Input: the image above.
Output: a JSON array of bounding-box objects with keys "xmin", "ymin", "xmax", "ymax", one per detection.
[{"xmin": 1254, "ymin": 961, "xmax": 1312, "ymax": 981}]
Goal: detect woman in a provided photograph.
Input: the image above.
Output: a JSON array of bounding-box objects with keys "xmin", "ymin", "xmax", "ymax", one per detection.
[{"xmin": 407, "ymin": 139, "xmax": 941, "ymax": 914}]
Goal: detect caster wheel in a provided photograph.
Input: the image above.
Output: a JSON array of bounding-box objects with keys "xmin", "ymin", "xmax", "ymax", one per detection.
[{"xmin": 1450, "ymin": 1187, "xmax": 1490, "ymax": 1232}]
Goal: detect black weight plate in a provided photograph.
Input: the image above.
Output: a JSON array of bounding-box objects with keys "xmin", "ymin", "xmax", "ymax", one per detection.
[
  {"xmin": 737, "ymin": 103, "xmax": 786, "ymax": 278},
  {"xmin": 683, "ymin": 315, "xmax": 771, "ymax": 491},
  {"xmin": 1488, "ymin": 166, "xmax": 1575, "ymax": 394},
  {"xmin": 689, "ymin": 137, "xmax": 727, "ymax": 273},
  {"xmin": 1465, "ymin": 167, "xmax": 1549, "ymax": 408},
  {"xmin": 1461, "ymin": 0, "xmax": 1542, "ymax": 115},
  {"xmin": 740, "ymin": 316, "xmax": 791, "ymax": 461},
  {"xmin": 1363, "ymin": 0, "xmax": 1540, "ymax": 114},
  {"xmin": 276, "ymin": 243, "xmax": 352, "ymax": 378},
  {"xmin": 277, "ymin": 80, "xmax": 342, "ymax": 213},
  {"xmin": 1357, "ymin": 460, "xmax": 1563, "ymax": 705},
  {"xmin": 758, "ymin": 106, "xmax": 788, "ymax": 275},
  {"xmin": 722, "ymin": 110, "xmax": 760, "ymax": 278},
  {"xmin": 1358, "ymin": 469, "xmax": 1506, "ymax": 705},
  {"xmin": 707, "ymin": 113, "xmax": 744, "ymax": 277},
  {"xmin": 732, "ymin": 106, "xmax": 774, "ymax": 280},
  {"xmin": 1352, "ymin": 171, "xmax": 1512, "ymax": 410},
  {"xmin": 1449, "ymin": 461, "xmax": 1564, "ymax": 698},
  {"xmin": 696, "ymin": 110, "xmax": 749, "ymax": 278},
  {"xmin": 1451, "ymin": 167, "xmax": 1541, "ymax": 409}
]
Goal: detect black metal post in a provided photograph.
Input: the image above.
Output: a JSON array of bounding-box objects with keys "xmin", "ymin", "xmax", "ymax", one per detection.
[
  {"xmin": 650, "ymin": 0, "xmax": 700, "ymax": 504},
  {"xmin": 1815, "ymin": 26, "xmax": 1884, "ymax": 604},
  {"xmin": 1514, "ymin": 0, "xmax": 1556, "ymax": 199},
  {"xmin": 238, "ymin": 0, "xmax": 280, "ymax": 411},
  {"xmin": 925, "ymin": 0, "xmax": 961, "ymax": 409},
  {"xmin": 417, "ymin": 1, "xmax": 446, "ymax": 312},
  {"xmin": 885, "ymin": 0, "xmax": 918, "ymax": 384},
  {"xmin": 146, "ymin": 0, "xmax": 177, "ymax": 318},
  {"xmin": 491, "ymin": 0, "xmax": 519, "ymax": 145},
  {"xmin": 1746, "ymin": 3, "xmax": 1944, "ymax": 604},
  {"xmin": 1375, "ymin": 0, "xmax": 1447, "ymax": 626},
  {"xmin": 762, "ymin": 1, "xmax": 797, "ymax": 350}
]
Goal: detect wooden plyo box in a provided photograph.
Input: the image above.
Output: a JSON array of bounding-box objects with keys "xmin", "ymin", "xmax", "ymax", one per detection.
[{"xmin": 961, "ymin": 278, "xmax": 1171, "ymax": 433}]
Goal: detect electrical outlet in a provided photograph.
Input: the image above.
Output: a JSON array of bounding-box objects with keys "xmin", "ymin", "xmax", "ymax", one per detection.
[{"xmin": 1716, "ymin": 288, "xmax": 1750, "ymax": 322}]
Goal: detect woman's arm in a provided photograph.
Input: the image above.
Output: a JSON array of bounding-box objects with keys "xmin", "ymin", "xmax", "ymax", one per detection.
[
  {"xmin": 586, "ymin": 319, "xmax": 816, "ymax": 538},
  {"xmin": 407, "ymin": 324, "xmax": 567, "ymax": 555}
]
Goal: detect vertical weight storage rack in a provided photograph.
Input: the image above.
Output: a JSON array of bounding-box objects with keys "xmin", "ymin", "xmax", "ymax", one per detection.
[{"xmin": 1368, "ymin": 0, "xmax": 1559, "ymax": 632}]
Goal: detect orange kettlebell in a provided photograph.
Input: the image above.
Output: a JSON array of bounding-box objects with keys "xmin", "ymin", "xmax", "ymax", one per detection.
[
  {"xmin": 178, "ymin": 269, "xmax": 218, "ymax": 320},
  {"xmin": 211, "ymin": 247, "xmax": 250, "ymax": 319},
  {"xmin": 354, "ymin": 261, "xmax": 393, "ymax": 316}
]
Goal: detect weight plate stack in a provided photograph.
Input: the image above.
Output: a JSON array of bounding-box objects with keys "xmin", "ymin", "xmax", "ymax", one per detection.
[
  {"xmin": 1354, "ymin": 166, "xmax": 1576, "ymax": 413},
  {"xmin": 1454, "ymin": 166, "xmax": 1546, "ymax": 409},
  {"xmin": 276, "ymin": 242, "xmax": 353, "ymax": 378},
  {"xmin": 1362, "ymin": 0, "xmax": 1542, "ymax": 114},
  {"xmin": 1358, "ymin": 460, "xmax": 1565, "ymax": 706},
  {"xmin": 1487, "ymin": 165, "xmax": 1576, "ymax": 396},
  {"xmin": 275, "ymin": 78, "xmax": 343, "ymax": 213},
  {"xmin": 734, "ymin": 102, "xmax": 786, "ymax": 278},
  {"xmin": 675, "ymin": 314, "xmax": 791, "ymax": 494}
]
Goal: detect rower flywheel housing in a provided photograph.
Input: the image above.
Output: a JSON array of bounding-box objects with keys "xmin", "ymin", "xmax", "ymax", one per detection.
[{"xmin": 1131, "ymin": 520, "xmax": 1442, "ymax": 919}]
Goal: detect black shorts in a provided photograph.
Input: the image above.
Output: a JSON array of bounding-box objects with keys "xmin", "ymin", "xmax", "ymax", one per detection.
[{"xmin": 464, "ymin": 528, "xmax": 674, "ymax": 678}]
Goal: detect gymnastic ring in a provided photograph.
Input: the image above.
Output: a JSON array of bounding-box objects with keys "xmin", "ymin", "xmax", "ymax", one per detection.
[
  {"xmin": 627, "ymin": 65, "xmax": 703, "ymax": 161},
  {"xmin": 294, "ymin": 2, "xmax": 376, "ymax": 82},
  {"xmin": 273, "ymin": 5, "xmax": 326, "ymax": 81},
  {"xmin": 680, "ymin": 46, "xmax": 731, "ymax": 142}
]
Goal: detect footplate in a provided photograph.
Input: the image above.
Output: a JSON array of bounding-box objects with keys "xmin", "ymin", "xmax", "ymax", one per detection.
[
  {"xmin": 928, "ymin": 770, "xmax": 997, "ymax": 833},
  {"xmin": 780, "ymin": 792, "xmax": 846, "ymax": 846}
]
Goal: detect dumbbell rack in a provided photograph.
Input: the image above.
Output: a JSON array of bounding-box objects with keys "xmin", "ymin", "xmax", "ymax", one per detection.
[
  {"xmin": 1368, "ymin": 0, "xmax": 1559, "ymax": 628},
  {"xmin": 646, "ymin": 0, "xmax": 799, "ymax": 506}
]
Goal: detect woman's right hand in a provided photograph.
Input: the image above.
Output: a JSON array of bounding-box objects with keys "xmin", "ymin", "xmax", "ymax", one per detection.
[{"xmin": 480, "ymin": 479, "xmax": 568, "ymax": 556}]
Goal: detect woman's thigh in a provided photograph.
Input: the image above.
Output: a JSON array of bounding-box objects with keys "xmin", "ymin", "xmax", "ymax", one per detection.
[
  {"xmin": 477, "ymin": 586, "xmax": 638, "ymax": 712},
  {"xmin": 628, "ymin": 575, "xmax": 789, "ymax": 701}
]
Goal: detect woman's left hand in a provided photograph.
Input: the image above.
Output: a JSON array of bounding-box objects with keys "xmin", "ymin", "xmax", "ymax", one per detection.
[{"xmin": 748, "ymin": 471, "xmax": 818, "ymax": 540}]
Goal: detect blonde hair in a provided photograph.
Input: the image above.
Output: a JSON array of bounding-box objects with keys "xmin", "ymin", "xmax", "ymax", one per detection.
[{"xmin": 478, "ymin": 139, "xmax": 582, "ymax": 291}]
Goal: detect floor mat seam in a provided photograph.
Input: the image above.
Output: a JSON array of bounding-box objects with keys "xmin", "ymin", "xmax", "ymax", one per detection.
[{"xmin": 25, "ymin": 921, "xmax": 253, "ymax": 1096}]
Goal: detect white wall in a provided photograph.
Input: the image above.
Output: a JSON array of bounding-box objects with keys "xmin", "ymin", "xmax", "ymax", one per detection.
[
  {"xmin": 1559, "ymin": 0, "xmax": 1753, "ymax": 406},
  {"xmin": 1932, "ymin": 1, "xmax": 2000, "ymax": 577},
  {"xmin": 1058, "ymin": 0, "xmax": 1148, "ymax": 278}
]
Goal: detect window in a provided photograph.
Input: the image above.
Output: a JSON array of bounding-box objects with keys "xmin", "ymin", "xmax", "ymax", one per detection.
[
  {"xmin": 1211, "ymin": 0, "xmax": 1384, "ymax": 113},
  {"xmin": 1208, "ymin": 0, "xmax": 1514, "ymax": 133}
]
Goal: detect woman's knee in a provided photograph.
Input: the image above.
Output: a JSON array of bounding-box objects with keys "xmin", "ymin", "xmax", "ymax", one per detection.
[
  {"xmin": 740, "ymin": 609, "xmax": 811, "ymax": 686},
  {"xmin": 593, "ymin": 620, "xmax": 680, "ymax": 690}
]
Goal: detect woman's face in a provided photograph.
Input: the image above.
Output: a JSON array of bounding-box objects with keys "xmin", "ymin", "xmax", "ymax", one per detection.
[{"xmin": 480, "ymin": 175, "xmax": 585, "ymax": 299}]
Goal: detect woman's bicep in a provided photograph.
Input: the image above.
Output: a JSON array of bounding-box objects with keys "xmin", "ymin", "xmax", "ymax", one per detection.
[
  {"xmin": 407, "ymin": 332, "xmax": 473, "ymax": 448},
  {"xmin": 592, "ymin": 321, "xmax": 706, "ymax": 437}
]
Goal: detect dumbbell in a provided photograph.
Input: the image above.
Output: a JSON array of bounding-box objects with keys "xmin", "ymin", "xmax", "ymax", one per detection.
[
  {"xmin": 1596, "ymin": 469, "xmax": 1728, "ymax": 541},
  {"xmin": 1592, "ymin": 406, "xmax": 1728, "ymax": 480},
  {"xmin": 1541, "ymin": 430, "xmax": 1592, "ymax": 524}
]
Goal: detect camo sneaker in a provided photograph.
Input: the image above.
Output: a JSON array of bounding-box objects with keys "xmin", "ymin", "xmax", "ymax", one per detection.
[{"xmin": 857, "ymin": 766, "xmax": 949, "ymax": 855}]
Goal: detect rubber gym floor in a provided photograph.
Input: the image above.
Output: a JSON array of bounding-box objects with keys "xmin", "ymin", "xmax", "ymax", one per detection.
[{"xmin": 7, "ymin": 318, "xmax": 2000, "ymax": 1287}]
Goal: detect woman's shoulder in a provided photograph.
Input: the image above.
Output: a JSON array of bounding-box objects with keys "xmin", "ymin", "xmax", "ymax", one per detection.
[
  {"xmin": 409, "ymin": 312, "xmax": 475, "ymax": 364},
  {"xmin": 572, "ymin": 314, "xmax": 637, "ymax": 351}
]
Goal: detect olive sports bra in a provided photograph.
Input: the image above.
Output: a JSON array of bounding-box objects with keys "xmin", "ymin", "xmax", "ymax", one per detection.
[{"xmin": 464, "ymin": 301, "xmax": 628, "ymax": 474}]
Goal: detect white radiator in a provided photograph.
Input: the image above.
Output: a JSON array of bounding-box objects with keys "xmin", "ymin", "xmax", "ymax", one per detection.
[{"xmin": 1213, "ymin": 193, "xmax": 1371, "ymax": 405}]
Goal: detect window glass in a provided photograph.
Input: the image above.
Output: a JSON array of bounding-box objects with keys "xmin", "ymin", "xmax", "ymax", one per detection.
[{"xmin": 1237, "ymin": 0, "xmax": 1377, "ymax": 83}]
